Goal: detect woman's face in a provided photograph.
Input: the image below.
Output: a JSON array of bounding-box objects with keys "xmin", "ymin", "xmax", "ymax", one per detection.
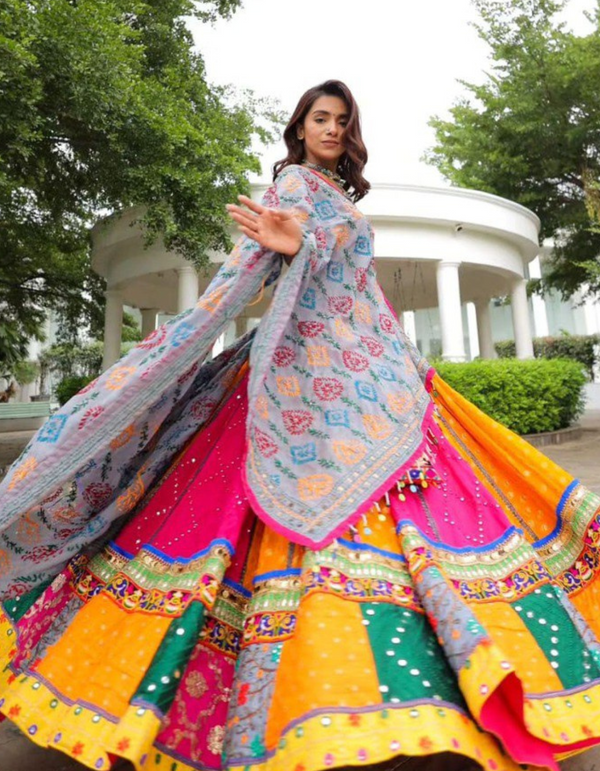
[{"xmin": 298, "ymin": 95, "xmax": 348, "ymax": 171}]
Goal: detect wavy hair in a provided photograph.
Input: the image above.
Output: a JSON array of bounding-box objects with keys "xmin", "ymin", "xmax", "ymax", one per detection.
[{"xmin": 272, "ymin": 80, "xmax": 370, "ymax": 202}]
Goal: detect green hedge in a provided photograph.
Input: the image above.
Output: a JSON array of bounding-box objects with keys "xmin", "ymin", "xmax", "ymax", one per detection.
[
  {"xmin": 435, "ymin": 358, "xmax": 587, "ymax": 435},
  {"xmin": 495, "ymin": 334, "xmax": 600, "ymax": 379},
  {"xmin": 55, "ymin": 375, "xmax": 95, "ymax": 406}
]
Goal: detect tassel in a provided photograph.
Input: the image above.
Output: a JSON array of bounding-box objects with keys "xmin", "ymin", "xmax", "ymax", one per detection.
[
  {"xmin": 247, "ymin": 275, "xmax": 268, "ymax": 307},
  {"xmin": 350, "ymin": 524, "xmax": 362, "ymax": 543}
]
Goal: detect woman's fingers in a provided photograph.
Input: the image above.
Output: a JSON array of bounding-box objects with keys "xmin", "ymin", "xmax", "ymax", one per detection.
[
  {"xmin": 239, "ymin": 225, "xmax": 256, "ymax": 240},
  {"xmin": 227, "ymin": 207, "xmax": 259, "ymax": 231},
  {"xmin": 225, "ymin": 197, "xmax": 298, "ymax": 251},
  {"xmin": 237, "ymin": 194, "xmax": 266, "ymax": 215},
  {"xmin": 227, "ymin": 197, "xmax": 290, "ymax": 224}
]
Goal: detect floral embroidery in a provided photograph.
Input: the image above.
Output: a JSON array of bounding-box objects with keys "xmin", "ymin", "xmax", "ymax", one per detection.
[
  {"xmin": 297, "ymin": 321, "xmax": 324, "ymax": 338},
  {"xmin": 355, "ymin": 268, "xmax": 367, "ymax": 292},
  {"xmin": 355, "ymin": 381, "xmax": 378, "ymax": 402},
  {"xmin": 360, "ymin": 336, "xmax": 384, "ymax": 357},
  {"xmin": 255, "ymin": 396, "xmax": 269, "ymax": 419},
  {"xmin": 197, "ymin": 286, "xmax": 227, "ymax": 312},
  {"xmin": 297, "ymin": 474, "xmax": 334, "ymax": 501},
  {"xmin": 276, "ymin": 376, "xmax": 301, "ymax": 398},
  {"xmin": 325, "ymin": 409, "xmax": 350, "ymax": 428},
  {"xmin": 299, "ymin": 288, "xmax": 316, "ymax": 309},
  {"xmin": 362, "ymin": 414, "xmax": 393, "ymax": 440},
  {"xmin": 78, "ymin": 406, "xmax": 105, "ymax": 430},
  {"xmin": 82, "ymin": 483, "xmax": 112, "ymax": 509},
  {"xmin": 37, "ymin": 415, "xmax": 68, "ymax": 444},
  {"xmin": 290, "ymin": 443, "xmax": 318, "ymax": 465},
  {"xmin": 379, "ymin": 313, "xmax": 394, "ymax": 333},
  {"xmin": 313, "ymin": 378, "xmax": 344, "ymax": 401},
  {"xmin": 334, "ymin": 317, "xmax": 353, "ymax": 340},
  {"xmin": 115, "ymin": 474, "xmax": 145, "ymax": 514},
  {"xmin": 354, "ymin": 301, "xmax": 372, "ymax": 323},
  {"xmin": 343, "ymin": 350, "xmax": 369, "ymax": 372},
  {"xmin": 332, "ymin": 224, "xmax": 350, "ymax": 246},
  {"xmin": 105, "ymin": 367, "xmax": 136, "ymax": 391},
  {"xmin": 388, "ymin": 392, "xmax": 411, "ymax": 414},
  {"xmin": 306, "ymin": 346, "xmax": 330, "ymax": 367},
  {"xmin": 110, "ymin": 424, "xmax": 135, "ymax": 450},
  {"xmin": 7, "ymin": 457, "xmax": 37, "ymax": 490},
  {"xmin": 139, "ymin": 327, "xmax": 167, "ymax": 350},
  {"xmin": 185, "ymin": 670, "xmax": 208, "ymax": 699},
  {"xmin": 254, "ymin": 428, "xmax": 279, "ymax": 458},
  {"xmin": 354, "ymin": 235, "xmax": 371, "ymax": 255},
  {"xmin": 332, "ymin": 440, "xmax": 368, "ymax": 466},
  {"xmin": 273, "ymin": 347, "xmax": 295, "ymax": 367},
  {"xmin": 282, "ymin": 411, "xmax": 313, "ymax": 435},
  {"xmin": 326, "ymin": 261, "xmax": 344, "ymax": 283},
  {"xmin": 328, "ymin": 296, "xmax": 353, "ymax": 315}
]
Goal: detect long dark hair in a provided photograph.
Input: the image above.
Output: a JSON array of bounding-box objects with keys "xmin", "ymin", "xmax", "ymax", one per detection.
[{"xmin": 273, "ymin": 80, "xmax": 370, "ymax": 203}]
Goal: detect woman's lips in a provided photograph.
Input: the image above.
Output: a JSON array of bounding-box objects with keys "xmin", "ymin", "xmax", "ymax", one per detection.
[{"xmin": 322, "ymin": 141, "xmax": 339, "ymax": 146}]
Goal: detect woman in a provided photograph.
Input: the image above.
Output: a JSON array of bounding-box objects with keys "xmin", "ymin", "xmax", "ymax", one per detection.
[{"xmin": 0, "ymin": 79, "xmax": 599, "ymax": 771}]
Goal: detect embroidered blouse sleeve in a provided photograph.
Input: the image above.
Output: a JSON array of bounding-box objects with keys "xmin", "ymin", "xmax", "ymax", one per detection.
[{"xmin": 266, "ymin": 165, "xmax": 335, "ymax": 274}]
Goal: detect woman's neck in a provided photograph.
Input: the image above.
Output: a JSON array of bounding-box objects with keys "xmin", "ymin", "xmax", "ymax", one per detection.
[{"xmin": 301, "ymin": 159, "xmax": 347, "ymax": 195}]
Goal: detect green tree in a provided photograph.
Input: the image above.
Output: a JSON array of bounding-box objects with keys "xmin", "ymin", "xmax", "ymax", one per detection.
[
  {"xmin": 0, "ymin": 0, "xmax": 284, "ymax": 356},
  {"xmin": 426, "ymin": 0, "xmax": 600, "ymax": 299}
]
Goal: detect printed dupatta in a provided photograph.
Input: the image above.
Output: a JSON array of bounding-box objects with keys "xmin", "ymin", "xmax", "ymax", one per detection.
[{"xmin": 0, "ymin": 165, "xmax": 433, "ymax": 596}]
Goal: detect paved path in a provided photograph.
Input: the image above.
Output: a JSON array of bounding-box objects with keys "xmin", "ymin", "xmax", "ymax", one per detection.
[
  {"xmin": 541, "ymin": 411, "xmax": 600, "ymax": 495},
  {"xmin": 0, "ymin": 429, "xmax": 30, "ymax": 479},
  {"xmin": 0, "ymin": 414, "xmax": 599, "ymax": 769}
]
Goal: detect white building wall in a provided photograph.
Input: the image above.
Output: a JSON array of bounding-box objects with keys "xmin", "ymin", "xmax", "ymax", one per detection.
[{"xmin": 413, "ymin": 304, "xmax": 472, "ymax": 360}]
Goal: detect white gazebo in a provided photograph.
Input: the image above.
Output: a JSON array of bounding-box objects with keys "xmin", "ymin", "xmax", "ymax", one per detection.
[{"xmin": 91, "ymin": 183, "xmax": 541, "ymax": 370}]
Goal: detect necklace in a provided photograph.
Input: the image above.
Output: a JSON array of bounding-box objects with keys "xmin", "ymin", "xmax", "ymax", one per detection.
[{"xmin": 301, "ymin": 160, "xmax": 352, "ymax": 200}]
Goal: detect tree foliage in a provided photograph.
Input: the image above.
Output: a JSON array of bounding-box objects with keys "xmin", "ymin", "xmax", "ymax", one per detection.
[
  {"xmin": 495, "ymin": 332, "xmax": 600, "ymax": 378},
  {"xmin": 426, "ymin": 0, "xmax": 600, "ymax": 299},
  {"xmin": 0, "ymin": 0, "xmax": 283, "ymax": 354}
]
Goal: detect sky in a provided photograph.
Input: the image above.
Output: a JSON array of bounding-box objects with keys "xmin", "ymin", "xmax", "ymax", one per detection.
[{"xmin": 189, "ymin": 0, "xmax": 596, "ymax": 187}]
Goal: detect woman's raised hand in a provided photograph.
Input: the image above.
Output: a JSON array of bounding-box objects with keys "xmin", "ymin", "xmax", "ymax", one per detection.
[{"xmin": 225, "ymin": 195, "xmax": 303, "ymax": 258}]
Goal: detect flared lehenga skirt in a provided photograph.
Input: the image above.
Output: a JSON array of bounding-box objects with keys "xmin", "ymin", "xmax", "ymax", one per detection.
[{"xmin": 0, "ymin": 364, "xmax": 600, "ymax": 771}]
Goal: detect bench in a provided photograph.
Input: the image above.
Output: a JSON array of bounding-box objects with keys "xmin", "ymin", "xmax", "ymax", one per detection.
[{"xmin": 0, "ymin": 402, "xmax": 54, "ymax": 432}]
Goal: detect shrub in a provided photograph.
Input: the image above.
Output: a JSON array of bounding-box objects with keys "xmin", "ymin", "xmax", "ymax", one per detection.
[
  {"xmin": 12, "ymin": 359, "xmax": 40, "ymax": 386},
  {"xmin": 39, "ymin": 340, "xmax": 136, "ymax": 394},
  {"xmin": 495, "ymin": 334, "xmax": 600, "ymax": 379},
  {"xmin": 435, "ymin": 358, "xmax": 587, "ymax": 434},
  {"xmin": 55, "ymin": 375, "xmax": 95, "ymax": 406},
  {"xmin": 39, "ymin": 342, "xmax": 104, "ymax": 383}
]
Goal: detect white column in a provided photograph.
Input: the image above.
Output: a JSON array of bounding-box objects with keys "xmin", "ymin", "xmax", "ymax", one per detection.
[
  {"xmin": 436, "ymin": 261, "xmax": 466, "ymax": 361},
  {"xmin": 581, "ymin": 284, "xmax": 600, "ymax": 382},
  {"xmin": 140, "ymin": 308, "xmax": 159, "ymax": 338},
  {"xmin": 582, "ymin": 284, "xmax": 600, "ymax": 335},
  {"xmin": 466, "ymin": 302, "xmax": 479, "ymax": 359},
  {"xmin": 176, "ymin": 266, "xmax": 199, "ymax": 313},
  {"xmin": 402, "ymin": 310, "xmax": 417, "ymax": 345},
  {"xmin": 102, "ymin": 289, "xmax": 123, "ymax": 371},
  {"xmin": 511, "ymin": 278, "xmax": 534, "ymax": 359},
  {"xmin": 475, "ymin": 299, "xmax": 496, "ymax": 359},
  {"xmin": 528, "ymin": 256, "xmax": 549, "ymax": 337},
  {"xmin": 211, "ymin": 333, "xmax": 225, "ymax": 359},
  {"xmin": 235, "ymin": 317, "xmax": 247, "ymax": 338}
]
